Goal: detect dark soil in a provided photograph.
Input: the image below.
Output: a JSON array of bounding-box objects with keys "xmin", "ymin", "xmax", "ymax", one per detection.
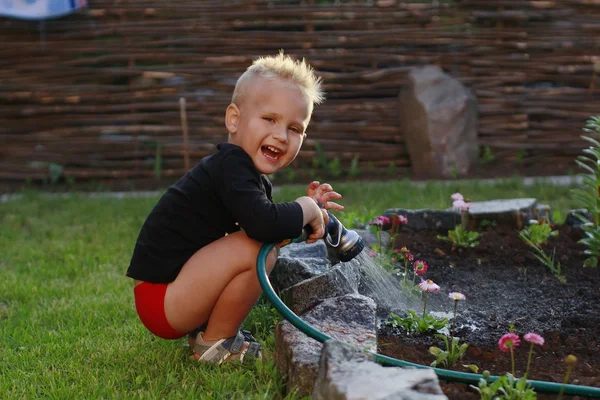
[{"xmin": 377, "ymin": 224, "xmax": 600, "ymax": 399}]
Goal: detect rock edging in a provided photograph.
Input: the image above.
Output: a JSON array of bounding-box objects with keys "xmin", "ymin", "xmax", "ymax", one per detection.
[{"xmin": 273, "ymin": 241, "xmax": 447, "ymax": 399}]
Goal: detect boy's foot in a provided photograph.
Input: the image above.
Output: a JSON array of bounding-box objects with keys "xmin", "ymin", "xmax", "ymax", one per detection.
[
  {"xmin": 186, "ymin": 323, "xmax": 208, "ymax": 347},
  {"xmin": 192, "ymin": 331, "xmax": 262, "ymax": 364}
]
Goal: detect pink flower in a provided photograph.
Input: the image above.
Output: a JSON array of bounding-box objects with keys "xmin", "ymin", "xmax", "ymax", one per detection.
[
  {"xmin": 369, "ymin": 215, "xmax": 390, "ymax": 227},
  {"xmin": 448, "ymin": 292, "xmax": 466, "ymax": 301},
  {"xmin": 390, "ymin": 214, "xmax": 408, "ymax": 227},
  {"xmin": 451, "ymin": 193, "xmax": 464, "ymax": 201},
  {"xmin": 391, "ymin": 257, "xmax": 397, "ymax": 263},
  {"xmin": 413, "ymin": 260, "xmax": 428, "ymax": 275},
  {"xmin": 418, "ymin": 279, "xmax": 440, "ymax": 293},
  {"xmin": 524, "ymin": 332, "xmax": 545, "ymax": 346},
  {"xmin": 368, "ymin": 249, "xmax": 377, "ymax": 258},
  {"xmin": 498, "ymin": 333, "xmax": 520, "ymax": 352},
  {"xmin": 407, "ymin": 253, "xmax": 414, "ymax": 261}
]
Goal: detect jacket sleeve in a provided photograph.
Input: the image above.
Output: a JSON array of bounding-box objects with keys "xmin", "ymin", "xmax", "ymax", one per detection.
[{"xmin": 218, "ymin": 153, "xmax": 304, "ymax": 243}]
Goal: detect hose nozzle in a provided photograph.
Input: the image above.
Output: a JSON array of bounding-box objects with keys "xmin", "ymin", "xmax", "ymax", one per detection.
[{"xmin": 296, "ymin": 211, "xmax": 364, "ymax": 262}]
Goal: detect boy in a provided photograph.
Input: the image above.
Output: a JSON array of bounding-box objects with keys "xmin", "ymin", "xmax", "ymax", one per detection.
[{"xmin": 126, "ymin": 51, "xmax": 344, "ymax": 364}]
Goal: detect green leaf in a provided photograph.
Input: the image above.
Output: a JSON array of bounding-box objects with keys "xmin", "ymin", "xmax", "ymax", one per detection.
[{"xmin": 465, "ymin": 364, "xmax": 479, "ymax": 373}]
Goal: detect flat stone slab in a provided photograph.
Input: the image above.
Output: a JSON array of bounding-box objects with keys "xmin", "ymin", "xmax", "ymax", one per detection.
[
  {"xmin": 387, "ymin": 198, "xmax": 538, "ymax": 231},
  {"xmin": 314, "ymin": 340, "xmax": 448, "ymax": 400},
  {"xmin": 465, "ymin": 198, "xmax": 537, "ymax": 229},
  {"xmin": 275, "ymin": 294, "xmax": 377, "ymax": 397}
]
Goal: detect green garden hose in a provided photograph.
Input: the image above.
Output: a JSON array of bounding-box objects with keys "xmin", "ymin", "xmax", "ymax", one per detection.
[{"xmin": 257, "ymin": 242, "xmax": 600, "ymax": 398}]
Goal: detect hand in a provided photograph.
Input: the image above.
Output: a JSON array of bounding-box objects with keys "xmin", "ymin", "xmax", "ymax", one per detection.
[
  {"xmin": 306, "ymin": 208, "xmax": 327, "ymax": 244},
  {"xmin": 306, "ymin": 181, "xmax": 344, "ymax": 211}
]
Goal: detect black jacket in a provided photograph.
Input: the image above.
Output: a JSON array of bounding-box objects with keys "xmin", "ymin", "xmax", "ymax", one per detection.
[{"xmin": 126, "ymin": 143, "xmax": 304, "ymax": 283}]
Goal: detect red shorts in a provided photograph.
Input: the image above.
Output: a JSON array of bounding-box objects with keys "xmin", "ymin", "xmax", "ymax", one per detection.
[{"xmin": 133, "ymin": 282, "xmax": 186, "ymax": 339}]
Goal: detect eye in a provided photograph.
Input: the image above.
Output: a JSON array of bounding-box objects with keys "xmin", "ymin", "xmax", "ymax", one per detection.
[
  {"xmin": 263, "ymin": 117, "xmax": 275, "ymax": 123},
  {"xmin": 289, "ymin": 126, "xmax": 302, "ymax": 134}
]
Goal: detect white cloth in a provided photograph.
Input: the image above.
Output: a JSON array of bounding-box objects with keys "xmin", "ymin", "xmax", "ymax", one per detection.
[{"xmin": 0, "ymin": 0, "xmax": 87, "ymax": 20}]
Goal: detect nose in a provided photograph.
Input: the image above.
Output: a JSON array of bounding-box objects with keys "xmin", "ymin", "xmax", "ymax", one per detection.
[{"xmin": 273, "ymin": 126, "xmax": 288, "ymax": 143}]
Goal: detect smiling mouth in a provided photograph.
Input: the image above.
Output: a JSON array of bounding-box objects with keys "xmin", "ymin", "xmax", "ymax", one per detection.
[{"xmin": 261, "ymin": 145, "xmax": 283, "ymax": 161}]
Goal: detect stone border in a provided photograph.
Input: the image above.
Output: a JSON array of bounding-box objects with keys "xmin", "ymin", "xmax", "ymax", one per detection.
[{"xmin": 273, "ymin": 241, "xmax": 448, "ymax": 399}]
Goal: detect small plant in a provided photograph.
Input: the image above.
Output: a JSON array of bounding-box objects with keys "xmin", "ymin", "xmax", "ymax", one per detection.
[
  {"xmin": 558, "ymin": 355, "xmax": 578, "ymax": 400},
  {"xmin": 481, "ymin": 146, "xmax": 496, "ymax": 164},
  {"xmin": 368, "ymin": 214, "xmax": 409, "ymax": 272},
  {"xmin": 523, "ymin": 332, "xmax": 545, "ymax": 378},
  {"xmin": 391, "ymin": 247, "xmax": 422, "ymax": 299},
  {"xmin": 387, "ymin": 309, "xmax": 448, "ymax": 335},
  {"xmin": 519, "ymin": 229, "xmax": 565, "ymax": 282},
  {"xmin": 498, "ymin": 332, "xmax": 520, "ymax": 376},
  {"xmin": 571, "ymin": 116, "xmax": 600, "ymax": 267},
  {"xmin": 519, "ymin": 220, "xmax": 558, "ymax": 246},
  {"xmin": 472, "ymin": 371, "xmax": 537, "ymax": 400},
  {"xmin": 387, "ymin": 161, "xmax": 397, "ymax": 177},
  {"xmin": 48, "ymin": 163, "xmax": 64, "ymax": 184},
  {"xmin": 418, "ymin": 279, "xmax": 440, "ymax": 318},
  {"xmin": 349, "ymin": 156, "xmax": 361, "ymax": 177},
  {"xmin": 429, "ymin": 334, "xmax": 469, "ymax": 368},
  {"xmin": 329, "ymin": 157, "xmax": 342, "ymax": 178},
  {"xmin": 448, "ymin": 292, "xmax": 466, "ymax": 337},
  {"xmin": 386, "ymin": 279, "xmax": 448, "ymax": 335},
  {"xmin": 515, "ymin": 148, "xmax": 527, "ymax": 165},
  {"xmin": 154, "ymin": 143, "xmax": 163, "ymax": 179},
  {"xmin": 438, "ymin": 193, "xmax": 481, "ymax": 249},
  {"xmin": 479, "ymin": 219, "xmax": 497, "ymax": 230}
]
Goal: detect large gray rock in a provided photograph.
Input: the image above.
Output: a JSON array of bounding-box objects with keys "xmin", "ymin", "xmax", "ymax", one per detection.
[
  {"xmin": 384, "ymin": 209, "xmax": 458, "ymax": 232},
  {"xmin": 276, "ymin": 294, "xmax": 377, "ymax": 397},
  {"xmin": 271, "ymin": 257, "xmax": 331, "ymax": 292},
  {"xmin": 280, "ymin": 241, "xmax": 329, "ymax": 259},
  {"xmin": 313, "ymin": 340, "xmax": 448, "ymax": 400},
  {"xmin": 280, "ymin": 259, "xmax": 362, "ymax": 315},
  {"xmin": 399, "ymin": 65, "xmax": 479, "ymax": 179}
]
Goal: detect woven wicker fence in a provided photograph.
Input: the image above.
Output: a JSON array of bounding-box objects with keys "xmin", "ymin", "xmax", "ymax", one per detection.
[{"xmin": 1, "ymin": 0, "xmax": 599, "ymax": 187}]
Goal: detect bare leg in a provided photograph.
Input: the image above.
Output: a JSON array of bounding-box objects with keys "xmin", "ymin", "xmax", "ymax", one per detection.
[{"xmin": 163, "ymin": 230, "xmax": 278, "ymax": 340}]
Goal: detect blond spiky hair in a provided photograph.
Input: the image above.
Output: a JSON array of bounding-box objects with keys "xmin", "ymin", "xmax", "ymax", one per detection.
[{"xmin": 232, "ymin": 50, "xmax": 325, "ymax": 108}]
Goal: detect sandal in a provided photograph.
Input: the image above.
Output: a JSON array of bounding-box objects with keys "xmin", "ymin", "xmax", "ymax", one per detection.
[{"xmin": 192, "ymin": 331, "xmax": 262, "ymax": 364}]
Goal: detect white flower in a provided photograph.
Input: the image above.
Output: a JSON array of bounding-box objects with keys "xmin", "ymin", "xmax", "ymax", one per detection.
[{"xmin": 448, "ymin": 292, "xmax": 466, "ymax": 301}]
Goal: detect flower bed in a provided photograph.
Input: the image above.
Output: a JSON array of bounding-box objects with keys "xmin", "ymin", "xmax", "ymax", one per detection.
[{"xmin": 375, "ymin": 222, "xmax": 600, "ymax": 399}]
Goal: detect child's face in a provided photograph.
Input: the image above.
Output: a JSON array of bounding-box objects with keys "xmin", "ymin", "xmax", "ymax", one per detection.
[{"xmin": 226, "ymin": 77, "xmax": 311, "ymax": 175}]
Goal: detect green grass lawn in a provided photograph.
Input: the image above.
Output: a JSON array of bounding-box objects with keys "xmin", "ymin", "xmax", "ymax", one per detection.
[{"xmin": 0, "ymin": 178, "xmax": 581, "ymax": 399}]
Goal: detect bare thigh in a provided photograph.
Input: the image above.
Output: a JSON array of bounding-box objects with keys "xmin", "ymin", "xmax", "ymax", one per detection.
[{"xmin": 163, "ymin": 230, "xmax": 277, "ymax": 333}]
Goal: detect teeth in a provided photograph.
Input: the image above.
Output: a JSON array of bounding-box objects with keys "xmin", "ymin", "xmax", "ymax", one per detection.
[{"xmin": 266, "ymin": 146, "xmax": 280, "ymax": 153}]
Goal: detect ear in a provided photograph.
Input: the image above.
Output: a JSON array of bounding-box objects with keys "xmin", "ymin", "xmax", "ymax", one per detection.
[{"xmin": 225, "ymin": 103, "xmax": 241, "ymax": 134}]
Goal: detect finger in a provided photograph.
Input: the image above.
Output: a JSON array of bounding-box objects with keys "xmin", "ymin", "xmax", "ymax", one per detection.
[
  {"xmin": 321, "ymin": 209, "xmax": 329, "ymax": 226},
  {"xmin": 323, "ymin": 202, "xmax": 344, "ymax": 211},
  {"xmin": 321, "ymin": 191, "xmax": 342, "ymax": 202},
  {"xmin": 316, "ymin": 183, "xmax": 333, "ymax": 195},
  {"xmin": 307, "ymin": 181, "xmax": 320, "ymax": 196}
]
